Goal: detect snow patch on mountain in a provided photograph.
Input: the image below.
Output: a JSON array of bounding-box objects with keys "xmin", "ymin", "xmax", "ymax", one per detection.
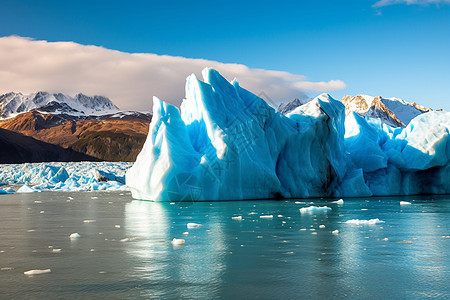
[
  {"xmin": 341, "ymin": 95, "xmax": 431, "ymax": 127},
  {"xmin": 0, "ymin": 92, "xmax": 119, "ymax": 119}
]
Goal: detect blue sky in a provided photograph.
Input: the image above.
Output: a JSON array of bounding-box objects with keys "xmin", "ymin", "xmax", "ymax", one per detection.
[{"xmin": 0, "ymin": 0, "xmax": 449, "ymax": 110}]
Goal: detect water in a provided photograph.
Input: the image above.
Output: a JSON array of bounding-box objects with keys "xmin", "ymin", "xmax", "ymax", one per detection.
[{"xmin": 1, "ymin": 192, "xmax": 449, "ymax": 299}]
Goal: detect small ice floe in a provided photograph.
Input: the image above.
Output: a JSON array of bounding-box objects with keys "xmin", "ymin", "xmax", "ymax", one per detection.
[
  {"xmin": 1, "ymin": 267, "xmax": 13, "ymax": 271},
  {"xmin": 400, "ymin": 201, "xmax": 412, "ymax": 205},
  {"xmin": 332, "ymin": 199, "xmax": 344, "ymax": 205},
  {"xmin": 91, "ymin": 196, "xmax": 98, "ymax": 200},
  {"xmin": 187, "ymin": 223, "xmax": 203, "ymax": 229},
  {"xmin": 294, "ymin": 201, "xmax": 306, "ymax": 204},
  {"xmin": 232, "ymin": 216, "xmax": 243, "ymax": 221},
  {"xmin": 24, "ymin": 269, "xmax": 51, "ymax": 275},
  {"xmin": 40, "ymin": 211, "xmax": 45, "ymax": 214},
  {"xmin": 277, "ymin": 215, "xmax": 284, "ymax": 218},
  {"xmin": 345, "ymin": 219, "xmax": 385, "ymax": 225},
  {"xmin": 441, "ymin": 236, "xmax": 450, "ymax": 239},
  {"xmin": 115, "ymin": 225, "xmax": 121, "ymax": 228},
  {"xmin": 90, "ymin": 249, "xmax": 95, "ymax": 252},
  {"xmin": 299, "ymin": 206, "xmax": 332, "ymax": 213},
  {"xmin": 27, "ymin": 229, "xmax": 35, "ymax": 232},
  {"xmin": 69, "ymin": 233, "xmax": 80, "ymax": 239},
  {"xmin": 83, "ymin": 220, "xmax": 96, "ymax": 223},
  {"xmin": 380, "ymin": 238, "xmax": 389, "ymax": 241},
  {"xmin": 171, "ymin": 238, "xmax": 185, "ymax": 245},
  {"xmin": 319, "ymin": 225, "xmax": 326, "ymax": 229},
  {"xmin": 170, "ymin": 202, "xmax": 175, "ymax": 205},
  {"xmin": 260, "ymin": 215, "xmax": 273, "ymax": 219},
  {"xmin": 183, "ymin": 232, "xmax": 189, "ymax": 235},
  {"xmin": 34, "ymin": 201, "xmax": 42, "ymax": 204},
  {"xmin": 397, "ymin": 240, "xmax": 413, "ymax": 244},
  {"xmin": 312, "ymin": 232, "xmax": 317, "ymax": 235},
  {"xmin": 67, "ymin": 196, "xmax": 74, "ymax": 200},
  {"xmin": 361, "ymin": 208, "xmax": 368, "ymax": 211},
  {"xmin": 332, "ymin": 230, "xmax": 339, "ymax": 235},
  {"xmin": 52, "ymin": 249, "xmax": 62, "ymax": 253}
]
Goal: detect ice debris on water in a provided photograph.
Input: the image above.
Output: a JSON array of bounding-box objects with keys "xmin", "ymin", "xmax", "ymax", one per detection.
[
  {"xmin": 319, "ymin": 225, "xmax": 326, "ymax": 229},
  {"xmin": 232, "ymin": 216, "xmax": 243, "ymax": 221},
  {"xmin": 24, "ymin": 269, "xmax": 51, "ymax": 275},
  {"xmin": 83, "ymin": 220, "xmax": 96, "ymax": 223},
  {"xmin": 260, "ymin": 215, "xmax": 274, "ymax": 219},
  {"xmin": 332, "ymin": 230, "xmax": 339, "ymax": 235},
  {"xmin": 400, "ymin": 201, "xmax": 412, "ymax": 205},
  {"xmin": 171, "ymin": 238, "xmax": 185, "ymax": 245},
  {"xmin": 345, "ymin": 218, "xmax": 385, "ymax": 225},
  {"xmin": 187, "ymin": 223, "xmax": 203, "ymax": 229},
  {"xmin": 332, "ymin": 199, "xmax": 344, "ymax": 204},
  {"xmin": 69, "ymin": 233, "xmax": 80, "ymax": 239},
  {"xmin": 299, "ymin": 206, "xmax": 332, "ymax": 213}
]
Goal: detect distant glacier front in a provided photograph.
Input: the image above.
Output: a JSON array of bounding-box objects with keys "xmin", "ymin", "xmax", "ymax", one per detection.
[{"xmin": 126, "ymin": 68, "xmax": 450, "ymax": 201}]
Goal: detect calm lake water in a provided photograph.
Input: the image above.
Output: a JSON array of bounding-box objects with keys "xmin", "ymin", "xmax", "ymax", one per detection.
[{"xmin": 0, "ymin": 191, "xmax": 449, "ymax": 299}]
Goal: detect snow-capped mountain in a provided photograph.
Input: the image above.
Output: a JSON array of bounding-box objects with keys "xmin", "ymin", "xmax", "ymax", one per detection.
[
  {"xmin": 0, "ymin": 91, "xmax": 119, "ymax": 119},
  {"xmin": 341, "ymin": 95, "xmax": 431, "ymax": 127},
  {"xmin": 277, "ymin": 98, "xmax": 312, "ymax": 114}
]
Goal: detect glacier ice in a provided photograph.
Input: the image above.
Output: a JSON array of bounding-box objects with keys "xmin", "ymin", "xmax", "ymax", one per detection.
[
  {"xmin": 126, "ymin": 68, "xmax": 449, "ymax": 201},
  {"xmin": 0, "ymin": 162, "xmax": 130, "ymax": 193},
  {"xmin": 126, "ymin": 68, "xmax": 348, "ymax": 201},
  {"xmin": 345, "ymin": 219, "xmax": 385, "ymax": 225}
]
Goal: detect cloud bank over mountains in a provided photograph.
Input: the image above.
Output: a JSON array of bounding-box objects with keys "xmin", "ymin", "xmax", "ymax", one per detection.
[{"xmin": 0, "ymin": 36, "xmax": 345, "ymax": 111}]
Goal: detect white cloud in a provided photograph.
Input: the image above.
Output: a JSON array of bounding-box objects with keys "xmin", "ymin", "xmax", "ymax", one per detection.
[
  {"xmin": 0, "ymin": 36, "xmax": 346, "ymax": 111},
  {"xmin": 373, "ymin": 0, "xmax": 450, "ymax": 7}
]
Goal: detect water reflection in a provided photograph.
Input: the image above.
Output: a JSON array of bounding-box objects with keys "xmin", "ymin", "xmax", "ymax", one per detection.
[{"xmin": 1, "ymin": 193, "xmax": 449, "ymax": 298}]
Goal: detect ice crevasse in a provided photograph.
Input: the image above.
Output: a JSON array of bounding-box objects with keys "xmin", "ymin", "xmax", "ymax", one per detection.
[{"xmin": 126, "ymin": 68, "xmax": 450, "ymax": 201}]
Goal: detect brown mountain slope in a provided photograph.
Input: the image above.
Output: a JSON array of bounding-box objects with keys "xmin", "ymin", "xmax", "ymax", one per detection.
[
  {"xmin": 0, "ymin": 127, "xmax": 99, "ymax": 163},
  {"xmin": 0, "ymin": 111, "xmax": 151, "ymax": 161}
]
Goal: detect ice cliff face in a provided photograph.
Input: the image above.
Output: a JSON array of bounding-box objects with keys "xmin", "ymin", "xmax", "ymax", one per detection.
[
  {"xmin": 0, "ymin": 91, "xmax": 119, "ymax": 118},
  {"xmin": 126, "ymin": 68, "xmax": 449, "ymax": 201}
]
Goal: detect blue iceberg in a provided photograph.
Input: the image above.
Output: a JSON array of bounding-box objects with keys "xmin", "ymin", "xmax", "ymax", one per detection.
[{"xmin": 126, "ymin": 68, "xmax": 449, "ymax": 201}]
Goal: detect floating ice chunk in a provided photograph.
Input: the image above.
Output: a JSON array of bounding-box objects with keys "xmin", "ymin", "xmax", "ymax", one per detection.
[
  {"xmin": 17, "ymin": 185, "xmax": 39, "ymax": 193},
  {"xmin": 400, "ymin": 201, "xmax": 412, "ymax": 205},
  {"xmin": 232, "ymin": 216, "xmax": 243, "ymax": 221},
  {"xmin": 187, "ymin": 223, "xmax": 203, "ymax": 229},
  {"xmin": 91, "ymin": 196, "xmax": 98, "ymax": 200},
  {"xmin": 260, "ymin": 215, "xmax": 274, "ymax": 219},
  {"xmin": 69, "ymin": 233, "xmax": 80, "ymax": 239},
  {"xmin": 332, "ymin": 199, "xmax": 344, "ymax": 205},
  {"xmin": 120, "ymin": 238, "xmax": 130, "ymax": 242},
  {"xmin": 171, "ymin": 238, "xmax": 185, "ymax": 245},
  {"xmin": 52, "ymin": 249, "xmax": 62, "ymax": 253},
  {"xmin": 312, "ymin": 232, "xmax": 317, "ymax": 235},
  {"xmin": 397, "ymin": 240, "xmax": 413, "ymax": 244},
  {"xmin": 381, "ymin": 238, "xmax": 389, "ymax": 241},
  {"xmin": 83, "ymin": 220, "xmax": 96, "ymax": 223},
  {"xmin": 345, "ymin": 218, "xmax": 385, "ymax": 225},
  {"xmin": 277, "ymin": 215, "xmax": 284, "ymax": 218},
  {"xmin": 295, "ymin": 202, "xmax": 306, "ymax": 204},
  {"xmin": 24, "ymin": 269, "xmax": 51, "ymax": 275},
  {"xmin": 183, "ymin": 232, "xmax": 189, "ymax": 235},
  {"xmin": 332, "ymin": 230, "xmax": 339, "ymax": 235},
  {"xmin": 1, "ymin": 267, "xmax": 13, "ymax": 271},
  {"xmin": 115, "ymin": 225, "xmax": 121, "ymax": 228},
  {"xmin": 299, "ymin": 206, "xmax": 332, "ymax": 213},
  {"xmin": 319, "ymin": 225, "xmax": 326, "ymax": 229},
  {"xmin": 34, "ymin": 200, "xmax": 42, "ymax": 204}
]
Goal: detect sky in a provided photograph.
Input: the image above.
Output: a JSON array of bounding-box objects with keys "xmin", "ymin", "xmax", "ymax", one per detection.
[{"xmin": 0, "ymin": 0, "xmax": 449, "ymax": 111}]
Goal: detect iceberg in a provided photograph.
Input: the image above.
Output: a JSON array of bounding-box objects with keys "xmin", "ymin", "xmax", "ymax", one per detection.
[{"xmin": 126, "ymin": 68, "xmax": 449, "ymax": 201}]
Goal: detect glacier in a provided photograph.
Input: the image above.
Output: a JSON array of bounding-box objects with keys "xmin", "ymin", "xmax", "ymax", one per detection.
[
  {"xmin": 126, "ymin": 68, "xmax": 449, "ymax": 201},
  {"xmin": 0, "ymin": 162, "xmax": 130, "ymax": 193}
]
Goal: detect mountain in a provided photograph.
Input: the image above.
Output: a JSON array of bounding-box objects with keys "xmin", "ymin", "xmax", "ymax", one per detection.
[
  {"xmin": 0, "ymin": 91, "xmax": 119, "ymax": 119},
  {"xmin": 0, "ymin": 91, "xmax": 151, "ymax": 162},
  {"xmin": 0, "ymin": 110, "xmax": 151, "ymax": 162},
  {"xmin": 341, "ymin": 95, "xmax": 431, "ymax": 127},
  {"xmin": 277, "ymin": 98, "xmax": 312, "ymax": 114},
  {"xmin": 0, "ymin": 127, "xmax": 99, "ymax": 163}
]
